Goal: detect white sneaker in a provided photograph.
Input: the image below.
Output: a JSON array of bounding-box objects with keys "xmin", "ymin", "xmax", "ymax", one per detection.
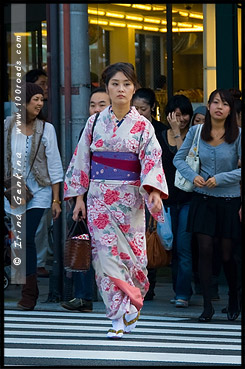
[{"xmin": 123, "ymin": 311, "xmax": 140, "ymax": 333}]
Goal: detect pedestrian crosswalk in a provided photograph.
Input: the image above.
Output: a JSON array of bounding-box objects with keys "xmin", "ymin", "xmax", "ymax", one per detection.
[{"xmin": 4, "ymin": 310, "xmax": 241, "ymax": 366}]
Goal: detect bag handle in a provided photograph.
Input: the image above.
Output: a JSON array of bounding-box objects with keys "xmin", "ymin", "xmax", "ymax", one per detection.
[
  {"xmin": 192, "ymin": 124, "xmax": 202, "ymax": 158},
  {"xmin": 67, "ymin": 218, "xmax": 89, "ymax": 239},
  {"xmin": 91, "ymin": 112, "xmax": 100, "ymax": 142},
  {"xmin": 148, "ymin": 215, "xmax": 157, "ymax": 232}
]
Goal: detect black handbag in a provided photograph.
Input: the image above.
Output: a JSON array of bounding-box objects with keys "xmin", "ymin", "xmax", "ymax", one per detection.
[{"xmin": 64, "ymin": 218, "xmax": 91, "ymax": 272}]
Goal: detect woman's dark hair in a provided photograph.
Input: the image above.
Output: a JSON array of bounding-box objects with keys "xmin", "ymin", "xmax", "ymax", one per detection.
[
  {"xmin": 202, "ymin": 89, "xmax": 239, "ymax": 143},
  {"xmin": 102, "ymin": 62, "xmax": 137, "ymax": 87},
  {"xmin": 229, "ymin": 88, "xmax": 242, "ymax": 119},
  {"xmin": 165, "ymin": 94, "xmax": 193, "ymax": 122},
  {"xmin": 132, "ymin": 88, "xmax": 156, "ymax": 109}
]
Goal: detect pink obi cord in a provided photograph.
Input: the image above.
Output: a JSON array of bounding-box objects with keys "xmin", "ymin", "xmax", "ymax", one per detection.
[{"xmin": 109, "ymin": 276, "xmax": 144, "ymax": 311}]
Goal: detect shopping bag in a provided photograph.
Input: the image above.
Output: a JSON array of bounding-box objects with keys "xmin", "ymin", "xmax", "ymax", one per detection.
[
  {"xmin": 157, "ymin": 206, "xmax": 173, "ymax": 251},
  {"xmin": 146, "ymin": 216, "xmax": 171, "ymax": 268}
]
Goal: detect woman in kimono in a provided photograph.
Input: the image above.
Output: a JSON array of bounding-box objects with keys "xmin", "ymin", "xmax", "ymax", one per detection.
[{"xmin": 64, "ymin": 63, "xmax": 168, "ymax": 339}]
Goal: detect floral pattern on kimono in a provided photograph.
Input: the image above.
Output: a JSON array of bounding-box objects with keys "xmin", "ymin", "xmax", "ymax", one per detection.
[{"xmin": 64, "ymin": 106, "xmax": 168, "ymax": 319}]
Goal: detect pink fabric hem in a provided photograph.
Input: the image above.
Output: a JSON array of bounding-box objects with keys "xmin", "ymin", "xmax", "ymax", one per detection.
[{"xmin": 109, "ymin": 276, "xmax": 143, "ymax": 311}]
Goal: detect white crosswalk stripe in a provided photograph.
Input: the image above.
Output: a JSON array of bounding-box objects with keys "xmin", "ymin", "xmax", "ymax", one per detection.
[{"xmin": 4, "ymin": 309, "xmax": 241, "ymax": 366}]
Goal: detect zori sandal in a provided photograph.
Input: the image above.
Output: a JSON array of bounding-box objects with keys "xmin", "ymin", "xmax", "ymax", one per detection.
[
  {"xmin": 107, "ymin": 316, "xmax": 124, "ymax": 339},
  {"xmin": 123, "ymin": 310, "xmax": 140, "ymax": 333}
]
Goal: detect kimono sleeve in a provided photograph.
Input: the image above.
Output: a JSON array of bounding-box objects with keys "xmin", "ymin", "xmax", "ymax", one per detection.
[
  {"xmin": 63, "ymin": 115, "xmax": 95, "ymax": 200},
  {"xmin": 138, "ymin": 122, "xmax": 169, "ymax": 221}
]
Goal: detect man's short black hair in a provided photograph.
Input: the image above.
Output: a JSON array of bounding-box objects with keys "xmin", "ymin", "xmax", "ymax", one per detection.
[{"xmin": 23, "ymin": 69, "xmax": 47, "ymax": 84}]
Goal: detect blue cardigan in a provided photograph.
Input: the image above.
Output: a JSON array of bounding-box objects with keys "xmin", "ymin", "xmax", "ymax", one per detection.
[{"xmin": 173, "ymin": 125, "xmax": 241, "ymax": 198}]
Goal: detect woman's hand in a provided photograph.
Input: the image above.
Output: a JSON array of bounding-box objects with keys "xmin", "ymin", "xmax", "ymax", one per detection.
[
  {"xmin": 193, "ymin": 175, "xmax": 206, "ymax": 188},
  {"xmin": 205, "ymin": 176, "xmax": 217, "ymax": 188},
  {"xmin": 52, "ymin": 202, "xmax": 61, "ymax": 220},
  {"xmin": 167, "ymin": 112, "xmax": 180, "ymax": 135},
  {"xmin": 73, "ymin": 195, "xmax": 86, "ymax": 221},
  {"xmin": 148, "ymin": 190, "xmax": 162, "ymax": 213}
]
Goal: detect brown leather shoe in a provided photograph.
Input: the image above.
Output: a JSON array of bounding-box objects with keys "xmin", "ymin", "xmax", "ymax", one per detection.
[
  {"xmin": 17, "ymin": 274, "xmax": 39, "ymax": 310},
  {"xmin": 37, "ymin": 267, "xmax": 49, "ymax": 278}
]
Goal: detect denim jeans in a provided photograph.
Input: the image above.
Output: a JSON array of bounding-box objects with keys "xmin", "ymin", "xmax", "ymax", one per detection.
[
  {"xmin": 10, "ymin": 208, "xmax": 45, "ymax": 277},
  {"xmin": 169, "ymin": 202, "xmax": 193, "ymax": 301},
  {"xmin": 73, "ymin": 263, "xmax": 94, "ymax": 301}
]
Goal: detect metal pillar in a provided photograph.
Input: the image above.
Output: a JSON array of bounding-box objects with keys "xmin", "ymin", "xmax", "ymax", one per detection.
[
  {"xmin": 45, "ymin": 3, "xmax": 64, "ymax": 302},
  {"xmin": 58, "ymin": 4, "xmax": 91, "ymax": 301},
  {"xmin": 70, "ymin": 3, "xmax": 90, "ymax": 150},
  {"xmin": 216, "ymin": 3, "xmax": 239, "ymax": 89},
  {"xmin": 166, "ymin": 3, "xmax": 173, "ymax": 100}
]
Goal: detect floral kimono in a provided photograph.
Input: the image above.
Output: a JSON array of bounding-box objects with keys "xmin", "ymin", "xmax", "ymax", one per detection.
[{"xmin": 64, "ymin": 106, "xmax": 168, "ymax": 319}]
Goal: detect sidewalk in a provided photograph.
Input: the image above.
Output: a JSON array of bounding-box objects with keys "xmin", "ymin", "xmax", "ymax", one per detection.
[{"xmin": 4, "ymin": 266, "xmax": 239, "ymax": 322}]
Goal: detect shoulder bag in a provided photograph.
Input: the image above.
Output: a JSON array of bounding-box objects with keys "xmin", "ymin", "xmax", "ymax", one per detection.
[
  {"xmin": 4, "ymin": 121, "xmax": 46, "ymax": 208},
  {"xmin": 174, "ymin": 124, "xmax": 202, "ymax": 192}
]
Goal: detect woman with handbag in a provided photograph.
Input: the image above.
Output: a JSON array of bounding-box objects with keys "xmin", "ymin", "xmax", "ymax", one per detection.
[
  {"xmin": 173, "ymin": 89, "xmax": 241, "ymax": 322},
  {"xmin": 4, "ymin": 82, "xmax": 63, "ymax": 310},
  {"xmin": 64, "ymin": 62, "xmax": 169, "ymax": 339},
  {"xmin": 158, "ymin": 95, "xmax": 194, "ymax": 309}
]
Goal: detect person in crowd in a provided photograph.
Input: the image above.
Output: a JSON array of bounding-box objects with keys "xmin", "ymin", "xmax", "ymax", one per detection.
[
  {"xmin": 190, "ymin": 105, "xmax": 221, "ymax": 300},
  {"xmin": 221, "ymin": 88, "xmax": 242, "ymax": 314},
  {"xmin": 24, "ymin": 68, "xmax": 51, "ymax": 277},
  {"xmin": 64, "ymin": 62, "xmax": 168, "ymax": 339},
  {"xmin": 173, "ymin": 88, "xmax": 241, "ymax": 322},
  {"xmin": 61, "ymin": 88, "xmax": 111, "ymax": 313},
  {"xmin": 154, "ymin": 75, "xmax": 167, "ymax": 122},
  {"xmin": 89, "ymin": 87, "xmax": 111, "ymax": 115},
  {"xmin": 24, "ymin": 69, "xmax": 48, "ymax": 120},
  {"xmin": 132, "ymin": 87, "xmax": 168, "ymax": 301},
  {"xmin": 4, "ymin": 82, "xmax": 63, "ymax": 310},
  {"xmin": 229, "ymin": 88, "xmax": 242, "ymax": 127},
  {"xmin": 190, "ymin": 105, "xmax": 207, "ymax": 126},
  {"xmin": 160, "ymin": 94, "xmax": 194, "ymax": 308}
]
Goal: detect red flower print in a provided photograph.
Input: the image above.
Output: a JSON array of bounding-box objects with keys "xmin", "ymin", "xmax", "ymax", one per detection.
[
  {"xmin": 130, "ymin": 121, "xmax": 146, "ymax": 134},
  {"xmin": 64, "ymin": 182, "xmax": 68, "ymax": 191},
  {"xmin": 135, "ymin": 270, "xmax": 146, "ymax": 283},
  {"xmin": 120, "ymin": 224, "xmax": 130, "ymax": 233},
  {"xmin": 111, "ymin": 246, "xmax": 118, "ymax": 256},
  {"xmin": 119, "ymin": 252, "xmax": 130, "ymax": 260},
  {"xmin": 93, "ymin": 213, "xmax": 109, "ymax": 229},
  {"xmin": 130, "ymin": 241, "xmax": 141, "ymax": 256},
  {"xmin": 143, "ymin": 160, "xmax": 155, "ymax": 175},
  {"xmin": 156, "ymin": 174, "xmax": 163, "ymax": 183},
  {"xmin": 104, "ymin": 189, "xmax": 120, "ymax": 205},
  {"xmin": 95, "ymin": 139, "xmax": 103, "ymax": 147},
  {"xmin": 139, "ymin": 150, "xmax": 145, "ymax": 160},
  {"xmin": 74, "ymin": 146, "xmax": 78, "ymax": 156},
  {"xmin": 80, "ymin": 170, "xmax": 89, "ymax": 188}
]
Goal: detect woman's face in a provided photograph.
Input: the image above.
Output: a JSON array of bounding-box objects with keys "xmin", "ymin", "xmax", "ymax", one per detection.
[
  {"xmin": 132, "ymin": 97, "xmax": 152, "ymax": 121},
  {"xmin": 208, "ymin": 93, "xmax": 231, "ymax": 122},
  {"xmin": 26, "ymin": 94, "xmax": 44, "ymax": 117},
  {"xmin": 107, "ymin": 71, "xmax": 135, "ymax": 107},
  {"xmin": 174, "ymin": 107, "xmax": 191, "ymax": 130},
  {"xmin": 193, "ymin": 113, "xmax": 205, "ymax": 125}
]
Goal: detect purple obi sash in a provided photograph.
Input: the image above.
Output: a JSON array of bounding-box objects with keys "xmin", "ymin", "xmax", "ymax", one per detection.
[{"xmin": 91, "ymin": 152, "xmax": 141, "ymax": 180}]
